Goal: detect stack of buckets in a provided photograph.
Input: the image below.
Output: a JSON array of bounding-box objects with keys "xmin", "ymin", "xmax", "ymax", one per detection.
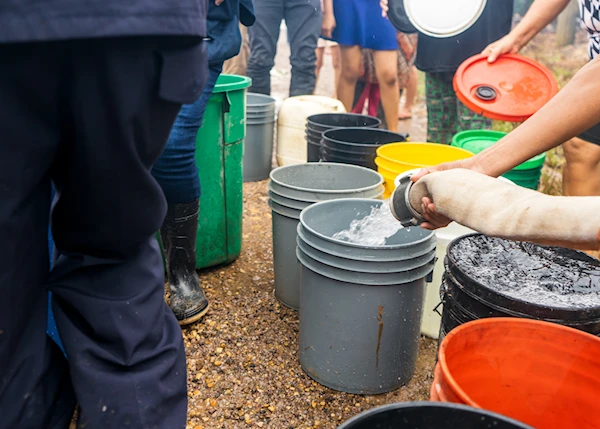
[
  {"xmin": 451, "ymin": 130, "xmax": 546, "ymax": 190},
  {"xmin": 375, "ymin": 143, "xmax": 474, "ymax": 197},
  {"xmin": 267, "ymin": 163, "xmax": 385, "ymax": 310},
  {"xmin": 297, "ymin": 198, "xmax": 437, "ymax": 394},
  {"xmin": 305, "ymin": 113, "xmax": 381, "ymax": 162}
]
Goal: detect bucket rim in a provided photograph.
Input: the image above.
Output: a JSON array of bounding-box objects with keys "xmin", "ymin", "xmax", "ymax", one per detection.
[
  {"xmin": 269, "ymin": 163, "xmax": 384, "ymax": 194},
  {"xmin": 297, "ymin": 246, "xmax": 434, "ymax": 285},
  {"xmin": 299, "ymin": 198, "xmax": 435, "ymax": 250},
  {"xmin": 246, "ymin": 92, "xmax": 277, "ymax": 106},
  {"xmin": 213, "ymin": 74, "xmax": 252, "ymax": 93},
  {"xmin": 445, "ymin": 233, "xmax": 600, "ymax": 320},
  {"xmin": 376, "ymin": 143, "xmax": 474, "ymax": 165},
  {"xmin": 307, "ymin": 112, "xmax": 381, "ymax": 127},
  {"xmin": 437, "ymin": 317, "xmax": 600, "ymax": 409},
  {"xmin": 337, "ymin": 401, "xmax": 534, "ymax": 429},
  {"xmin": 323, "ymin": 127, "xmax": 407, "ymax": 148}
]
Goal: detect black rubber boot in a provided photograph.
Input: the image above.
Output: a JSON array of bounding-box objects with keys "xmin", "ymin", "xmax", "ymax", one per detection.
[{"xmin": 160, "ymin": 200, "xmax": 209, "ymax": 325}]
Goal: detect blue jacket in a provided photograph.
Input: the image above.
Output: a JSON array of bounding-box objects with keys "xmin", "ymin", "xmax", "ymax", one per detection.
[{"xmin": 207, "ymin": 0, "xmax": 255, "ymax": 65}]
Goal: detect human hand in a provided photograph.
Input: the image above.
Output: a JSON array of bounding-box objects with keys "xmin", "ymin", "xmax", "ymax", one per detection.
[
  {"xmin": 410, "ymin": 158, "xmax": 481, "ymax": 230},
  {"xmin": 481, "ymin": 34, "xmax": 521, "ymax": 63},
  {"xmin": 380, "ymin": 0, "xmax": 389, "ymax": 18},
  {"xmin": 321, "ymin": 12, "xmax": 336, "ymax": 39},
  {"xmin": 216, "ymin": 0, "xmax": 225, "ymax": 5}
]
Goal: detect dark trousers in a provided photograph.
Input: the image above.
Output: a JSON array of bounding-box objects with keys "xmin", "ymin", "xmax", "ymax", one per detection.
[
  {"xmin": 247, "ymin": 0, "xmax": 322, "ymax": 96},
  {"xmin": 0, "ymin": 37, "xmax": 206, "ymax": 429},
  {"xmin": 152, "ymin": 63, "xmax": 223, "ymax": 204}
]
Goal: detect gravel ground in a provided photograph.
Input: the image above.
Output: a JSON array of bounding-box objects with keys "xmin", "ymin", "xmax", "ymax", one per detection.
[
  {"xmin": 184, "ymin": 25, "xmax": 435, "ymax": 429},
  {"xmin": 185, "ymin": 181, "xmax": 437, "ymax": 429}
]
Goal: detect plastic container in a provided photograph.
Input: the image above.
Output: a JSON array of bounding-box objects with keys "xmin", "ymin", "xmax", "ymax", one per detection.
[
  {"xmin": 194, "ymin": 74, "xmax": 251, "ymax": 268},
  {"xmin": 432, "ymin": 318, "xmax": 600, "ymax": 429},
  {"xmin": 439, "ymin": 234, "xmax": 600, "ymax": 341},
  {"xmin": 321, "ymin": 128, "xmax": 407, "ymax": 170},
  {"xmin": 244, "ymin": 93, "xmax": 276, "ymax": 182},
  {"xmin": 276, "ymin": 95, "xmax": 345, "ymax": 166},
  {"xmin": 375, "ymin": 143, "xmax": 474, "ymax": 197},
  {"xmin": 268, "ymin": 163, "xmax": 384, "ymax": 310},
  {"xmin": 298, "ymin": 199, "xmax": 436, "ymax": 394},
  {"xmin": 451, "ymin": 130, "xmax": 546, "ymax": 190},
  {"xmin": 339, "ymin": 402, "xmax": 532, "ymax": 429},
  {"xmin": 305, "ymin": 113, "xmax": 380, "ymax": 162}
]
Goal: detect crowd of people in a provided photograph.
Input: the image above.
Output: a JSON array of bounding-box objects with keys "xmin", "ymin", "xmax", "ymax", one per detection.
[{"xmin": 3, "ymin": 0, "xmax": 600, "ymax": 428}]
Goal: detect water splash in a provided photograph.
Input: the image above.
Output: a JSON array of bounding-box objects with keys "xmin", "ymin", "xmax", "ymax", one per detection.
[{"xmin": 332, "ymin": 200, "xmax": 403, "ymax": 246}]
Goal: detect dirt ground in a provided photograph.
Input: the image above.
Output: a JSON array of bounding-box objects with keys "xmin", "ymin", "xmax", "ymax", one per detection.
[{"xmin": 183, "ymin": 26, "xmax": 591, "ymax": 429}]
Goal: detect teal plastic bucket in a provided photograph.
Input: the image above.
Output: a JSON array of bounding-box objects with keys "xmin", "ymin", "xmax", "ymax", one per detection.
[{"xmin": 452, "ymin": 130, "xmax": 545, "ymax": 189}]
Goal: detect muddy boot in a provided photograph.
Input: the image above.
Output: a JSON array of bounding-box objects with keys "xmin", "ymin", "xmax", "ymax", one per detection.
[{"xmin": 160, "ymin": 199, "xmax": 209, "ymax": 325}]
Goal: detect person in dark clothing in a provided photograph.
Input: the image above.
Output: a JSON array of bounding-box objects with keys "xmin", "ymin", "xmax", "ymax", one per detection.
[
  {"xmin": 380, "ymin": 0, "xmax": 514, "ymax": 144},
  {"xmin": 415, "ymin": 0, "xmax": 514, "ymax": 144},
  {"xmin": 0, "ymin": 2, "xmax": 208, "ymax": 428},
  {"xmin": 152, "ymin": 0, "xmax": 255, "ymax": 326},
  {"xmin": 247, "ymin": 0, "xmax": 322, "ymax": 96}
]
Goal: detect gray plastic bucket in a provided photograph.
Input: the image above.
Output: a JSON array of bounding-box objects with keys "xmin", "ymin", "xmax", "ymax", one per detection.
[
  {"xmin": 297, "ymin": 198, "xmax": 436, "ymax": 394},
  {"xmin": 244, "ymin": 93, "xmax": 276, "ymax": 182},
  {"xmin": 268, "ymin": 163, "xmax": 384, "ymax": 310}
]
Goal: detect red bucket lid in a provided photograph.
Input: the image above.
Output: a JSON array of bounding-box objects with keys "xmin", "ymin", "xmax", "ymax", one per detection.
[{"xmin": 453, "ymin": 54, "xmax": 559, "ymax": 122}]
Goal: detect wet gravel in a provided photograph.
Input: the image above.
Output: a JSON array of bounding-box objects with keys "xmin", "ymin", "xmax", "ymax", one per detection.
[{"xmin": 184, "ymin": 180, "xmax": 437, "ymax": 429}]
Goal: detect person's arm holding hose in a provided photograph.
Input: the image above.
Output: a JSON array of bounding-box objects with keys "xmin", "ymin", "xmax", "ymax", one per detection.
[
  {"xmin": 412, "ymin": 56, "xmax": 600, "ymax": 229},
  {"xmin": 482, "ymin": 0, "xmax": 570, "ymax": 62}
]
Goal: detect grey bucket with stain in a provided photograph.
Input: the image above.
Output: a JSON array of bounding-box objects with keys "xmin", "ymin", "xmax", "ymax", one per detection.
[{"xmin": 297, "ymin": 198, "xmax": 436, "ymax": 394}]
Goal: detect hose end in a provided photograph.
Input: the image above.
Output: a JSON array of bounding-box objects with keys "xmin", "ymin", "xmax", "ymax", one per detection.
[{"xmin": 389, "ymin": 170, "xmax": 425, "ymax": 228}]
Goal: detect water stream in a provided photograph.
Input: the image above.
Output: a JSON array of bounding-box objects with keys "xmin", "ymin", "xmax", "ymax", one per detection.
[{"xmin": 332, "ymin": 200, "xmax": 404, "ymax": 246}]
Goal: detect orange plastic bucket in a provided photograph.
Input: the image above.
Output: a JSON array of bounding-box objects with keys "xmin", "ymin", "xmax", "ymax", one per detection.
[{"xmin": 431, "ymin": 318, "xmax": 600, "ymax": 429}]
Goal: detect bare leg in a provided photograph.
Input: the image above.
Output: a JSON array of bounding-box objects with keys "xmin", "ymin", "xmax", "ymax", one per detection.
[
  {"xmin": 373, "ymin": 50, "xmax": 399, "ymax": 132},
  {"xmin": 399, "ymin": 65, "xmax": 418, "ymax": 119},
  {"xmin": 314, "ymin": 46, "xmax": 324, "ymax": 94},
  {"xmin": 337, "ymin": 45, "xmax": 362, "ymax": 111},
  {"xmin": 562, "ymin": 137, "xmax": 600, "ymax": 196},
  {"xmin": 330, "ymin": 45, "xmax": 342, "ymax": 99}
]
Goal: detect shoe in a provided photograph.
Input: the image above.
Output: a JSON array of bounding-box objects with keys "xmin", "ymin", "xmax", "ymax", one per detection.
[{"xmin": 160, "ymin": 199, "xmax": 209, "ymax": 325}]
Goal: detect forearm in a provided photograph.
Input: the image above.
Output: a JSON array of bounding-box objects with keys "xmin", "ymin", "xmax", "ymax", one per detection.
[
  {"xmin": 509, "ymin": 0, "xmax": 570, "ymax": 50},
  {"xmin": 474, "ymin": 58, "xmax": 600, "ymax": 176},
  {"xmin": 322, "ymin": 0, "xmax": 333, "ymax": 15}
]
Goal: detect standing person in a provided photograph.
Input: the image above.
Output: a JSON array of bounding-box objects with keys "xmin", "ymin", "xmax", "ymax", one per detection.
[
  {"xmin": 223, "ymin": 24, "xmax": 251, "ymax": 75},
  {"xmin": 315, "ymin": 41, "xmax": 341, "ymax": 97},
  {"xmin": 152, "ymin": 0, "xmax": 255, "ymax": 326},
  {"xmin": 0, "ymin": 1, "xmax": 208, "ymax": 429},
  {"xmin": 482, "ymin": 0, "xmax": 600, "ymax": 197},
  {"xmin": 399, "ymin": 65, "xmax": 418, "ymax": 119},
  {"xmin": 324, "ymin": 0, "xmax": 401, "ymax": 132},
  {"xmin": 417, "ymin": 0, "xmax": 514, "ymax": 144},
  {"xmin": 246, "ymin": 0, "xmax": 322, "ymax": 96},
  {"xmin": 411, "ymin": 55, "xmax": 600, "ymax": 237},
  {"xmin": 381, "ymin": 0, "xmax": 514, "ymax": 143}
]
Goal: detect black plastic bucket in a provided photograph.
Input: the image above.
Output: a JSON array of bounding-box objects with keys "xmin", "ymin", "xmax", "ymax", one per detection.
[
  {"xmin": 439, "ymin": 234, "xmax": 600, "ymax": 343},
  {"xmin": 320, "ymin": 127, "xmax": 407, "ymax": 170},
  {"xmin": 306, "ymin": 113, "xmax": 381, "ymax": 162},
  {"xmin": 338, "ymin": 402, "xmax": 533, "ymax": 429}
]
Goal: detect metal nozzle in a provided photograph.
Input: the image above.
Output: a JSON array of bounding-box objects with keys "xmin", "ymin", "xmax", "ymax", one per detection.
[{"xmin": 389, "ymin": 170, "xmax": 426, "ymax": 228}]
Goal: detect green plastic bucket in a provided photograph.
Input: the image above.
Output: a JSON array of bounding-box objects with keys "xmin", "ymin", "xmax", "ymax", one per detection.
[
  {"xmin": 452, "ymin": 130, "xmax": 545, "ymax": 189},
  {"xmin": 193, "ymin": 74, "xmax": 252, "ymax": 268}
]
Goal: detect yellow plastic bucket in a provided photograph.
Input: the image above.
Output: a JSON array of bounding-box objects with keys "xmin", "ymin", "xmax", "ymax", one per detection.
[{"xmin": 375, "ymin": 143, "xmax": 474, "ymax": 197}]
